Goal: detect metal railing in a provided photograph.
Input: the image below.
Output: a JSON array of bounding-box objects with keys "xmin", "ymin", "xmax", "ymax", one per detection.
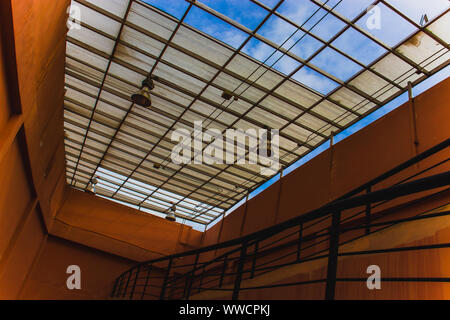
[{"xmin": 111, "ymin": 138, "xmax": 450, "ymax": 300}]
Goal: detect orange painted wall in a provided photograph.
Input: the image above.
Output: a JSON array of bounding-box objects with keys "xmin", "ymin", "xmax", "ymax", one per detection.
[
  {"xmin": 11, "ymin": 0, "xmax": 70, "ymax": 228},
  {"xmin": 0, "ymin": 34, "xmax": 11, "ymax": 129},
  {"xmin": 53, "ymin": 188, "xmax": 204, "ymax": 262},
  {"xmin": 247, "ymin": 201, "xmax": 450, "ymax": 300},
  {"xmin": 20, "ymin": 236, "xmax": 136, "ymax": 300},
  {"xmin": 0, "ymin": 0, "xmax": 70, "ymax": 299},
  {"xmin": 0, "ymin": 1, "xmax": 44, "ymax": 299},
  {"xmin": 205, "ymin": 78, "xmax": 450, "ymax": 250},
  {"xmin": 192, "ymin": 195, "xmax": 450, "ymax": 300}
]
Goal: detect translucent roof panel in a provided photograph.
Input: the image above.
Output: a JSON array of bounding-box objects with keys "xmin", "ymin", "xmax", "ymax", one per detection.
[{"xmin": 64, "ymin": 0, "xmax": 449, "ymax": 227}]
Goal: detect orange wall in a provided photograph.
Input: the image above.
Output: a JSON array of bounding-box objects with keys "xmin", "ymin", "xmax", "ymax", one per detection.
[
  {"xmin": 11, "ymin": 0, "xmax": 69, "ymax": 228},
  {"xmin": 240, "ymin": 201, "xmax": 450, "ymax": 300},
  {"xmin": 20, "ymin": 236, "xmax": 135, "ymax": 300},
  {"xmin": 192, "ymin": 196, "xmax": 450, "ymax": 300},
  {"xmin": 204, "ymin": 78, "xmax": 450, "ymax": 250},
  {"xmin": 52, "ymin": 188, "xmax": 204, "ymax": 262},
  {"xmin": 0, "ymin": 0, "xmax": 69, "ymax": 299}
]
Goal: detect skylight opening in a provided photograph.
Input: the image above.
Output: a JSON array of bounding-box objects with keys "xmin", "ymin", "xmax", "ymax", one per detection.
[
  {"xmin": 310, "ymin": 47, "xmax": 363, "ymax": 81},
  {"xmin": 94, "ymin": 167, "xmax": 223, "ymax": 229},
  {"xmin": 332, "ymin": 0, "xmax": 374, "ymax": 21},
  {"xmin": 87, "ymin": 0, "xmax": 129, "ymax": 17},
  {"xmin": 257, "ymin": 13, "xmax": 298, "ymax": 46},
  {"xmin": 384, "ymin": 0, "xmax": 450, "ymax": 25},
  {"xmin": 199, "ymin": 0, "xmax": 269, "ymax": 30},
  {"xmin": 65, "ymin": 0, "xmax": 449, "ymax": 231},
  {"xmin": 292, "ymin": 65, "xmax": 340, "ymax": 94},
  {"xmin": 277, "ymin": 0, "xmax": 346, "ymax": 41},
  {"xmin": 242, "ymin": 38, "xmax": 283, "ymax": 66},
  {"xmin": 142, "ymin": 0, "xmax": 190, "ymax": 20},
  {"xmin": 288, "ymin": 34, "xmax": 323, "ymax": 60},
  {"xmin": 184, "ymin": 5, "xmax": 248, "ymax": 49},
  {"xmin": 331, "ymin": 27, "xmax": 386, "ymax": 65},
  {"xmin": 257, "ymin": 0, "xmax": 280, "ymax": 10},
  {"xmin": 355, "ymin": 2, "xmax": 418, "ymax": 47}
]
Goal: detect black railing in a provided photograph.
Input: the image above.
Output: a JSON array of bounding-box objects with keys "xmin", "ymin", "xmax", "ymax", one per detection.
[{"xmin": 112, "ymin": 139, "xmax": 450, "ymax": 300}]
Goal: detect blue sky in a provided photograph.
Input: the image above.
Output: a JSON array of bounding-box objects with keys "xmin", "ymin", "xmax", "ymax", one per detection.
[
  {"xmin": 137, "ymin": 0, "xmax": 449, "ymax": 230},
  {"xmin": 144, "ymin": 0, "xmax": 448, "ymax": 95}
]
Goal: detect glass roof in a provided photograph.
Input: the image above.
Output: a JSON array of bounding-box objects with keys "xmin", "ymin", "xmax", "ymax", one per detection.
[{"xmin": 64, "ymin": 0, "xmax": 450, "ymax": 230}]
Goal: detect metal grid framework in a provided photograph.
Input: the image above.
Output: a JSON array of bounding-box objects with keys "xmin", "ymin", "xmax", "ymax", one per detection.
[{"xmin": 64, "ymin": 0, "xmax": 450, "ymax": 226}]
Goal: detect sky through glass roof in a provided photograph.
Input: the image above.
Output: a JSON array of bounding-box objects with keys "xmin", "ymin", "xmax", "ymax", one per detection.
[{"xmin": 64, "ymin": 0, "xmax": 450, "ymax": 231}]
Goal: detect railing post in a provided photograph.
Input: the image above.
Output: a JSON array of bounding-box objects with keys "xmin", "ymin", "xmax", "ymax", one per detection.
[
  {"xmin": 111, "ymin": 277, "xmax": 119, "ymax": 298},
  {"xmin": 160, "ymin": 257, "xmax": 173, "ymax": 300},
  {"xmin": 219, "ymin": 254, "xmax": 228, "ymax": 288},
  {"xmin": 198, "ymin": 266, "xmax": 205, "ymax": 293},
  {"xmin": 141, "ymin": 264, "xmax": 152, "ymax": 300},
  {"xmin": 116, "ymin": 274, "xmax": 125, "ymax": 298},
  {"xmin": 185, "ymin": 253, "xmax": 199, "ymax": 300},
  {"xmin": 297, "ymin": 223, "xmax": 303, "ymax": 261},
  {"xmin": 232, "ymin": 241, "xmax": 248, "ymax": 300},
  {"xmin": 183, "ymin": 274, "xmax": 189, "ymax": 299},
  {"xmin": 129, "ymin": 265, "xmax": 141, "ymax": 300},
  {"xmin": 325, "ymin": 211, "xmax": 341, "ymax": 300},
  {"xmin": 122, "ymin": 270, "xmax": 132, "ymax": 298},
  {"xmin": 250, "ymin": 241, "xmax": 259, "ymax": 279},
  {"xmin": 365, "ymin": 186, "xmax": 372, "ymax": 235}
]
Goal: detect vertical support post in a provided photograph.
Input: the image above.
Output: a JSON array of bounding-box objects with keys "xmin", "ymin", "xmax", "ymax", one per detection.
[
  {"xmin": 117, "ymin": 274, "xmax": 125, "ymax": 298},
  {"xmin": 141, "ymin": 264, "xmax": 152, "ymax": 300},
  {"xmin": 183, "ymin": 274, "xmax": 189, "ymax": 299},
  {"xmin": 219, "ymin": 254, "xmax": 228, "ymax": 288},
  {"xmin": 111, "ymin": 278, "xmax": 118, "ymax": 298},
  {"xmin": 122, "ymin": 270, "xmax": 132, "ymax": 298},
  {"xmin": 160, "ymin": 257, "xmax": 173, "ymax": 300},
  {"xmin": 232, "ymin": 241, "xmax": 248, "ymax": 300},
  {"xmin": 250, "ymin": 241, "xmax": 259, "ymax": 279},
  {"xmin": 365, "ymin": 186, "xmax": 371, "ymax": 235},
  {"xmin": 325, "ymin": 211, "xmax": 341, "ymax": 300},
  {"xmin": 408, "ymin": 81, "xmax": 419, "ymax": 150},
  {"xmin": 198, "ymin": 266, "xmax": 205, "ymax": 293},
  {"xmin": 297, "ymin": 223, "xmax": 303, "ymax": 261},
  {"xmin": 130, "ymin": 265, "xmax": 141, "ymax": 300},
  {"xmin": 239, "ymin": 193, "xmax": 250, "ymax": 236},
  {"xmin": 185, "ymin": 253, "xmax": 199, "ymax": 300},
  {"xmin": 273, "ymin": 170, "xmax": 284, "ymax": 224}
]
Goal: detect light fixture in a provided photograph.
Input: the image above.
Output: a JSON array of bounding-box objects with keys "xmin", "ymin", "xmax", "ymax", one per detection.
[
  {"xmin": 165, "ymin": 202, "xmax": 176, "ymax": 222},
  {"xmin": 221, "ymin": 90, "xmax": 233, "ymax": 100},
  {"xmin": 86, "ymin": 177, "xmax": 99, "ymax": 194},
  {"xmin": 132, "ymin": 77, "xmax": 154, "ymax": 108}
]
